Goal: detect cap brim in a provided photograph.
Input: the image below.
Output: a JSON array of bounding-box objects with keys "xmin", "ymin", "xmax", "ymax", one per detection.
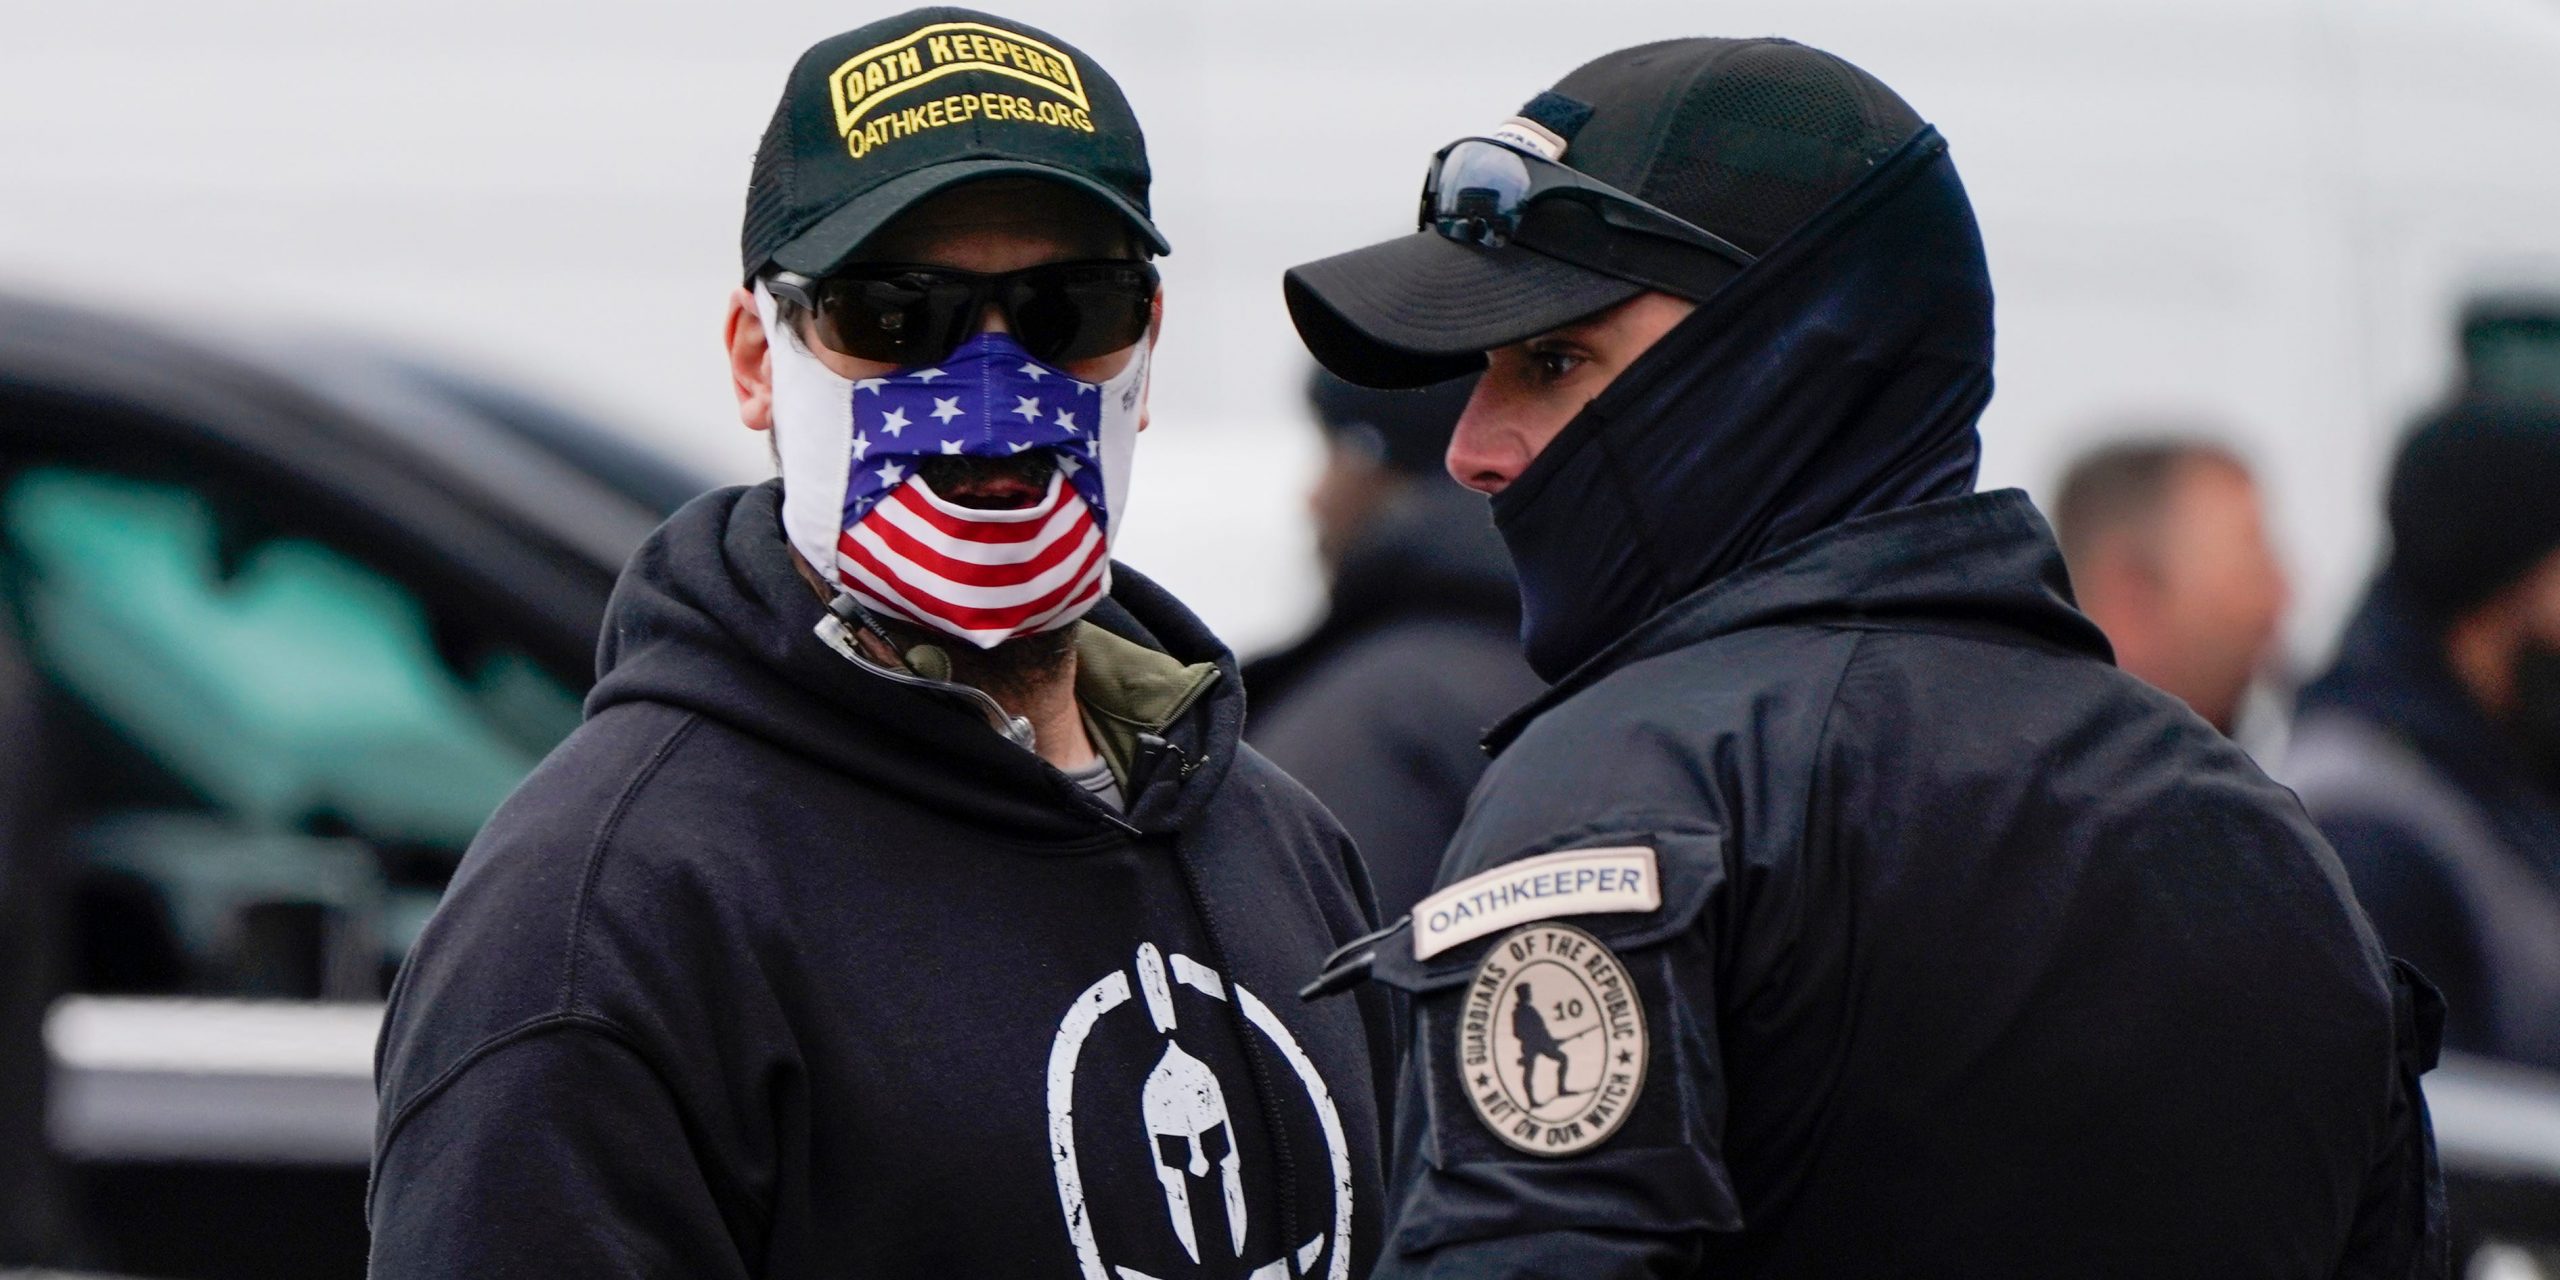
[
  {"xmin": 764, "ymin": 157, "xmax": 1172, "ymax": 281},
  {"xmin": 1284, "ymin": 232, "xmax": 1643, "ymax": 389}
]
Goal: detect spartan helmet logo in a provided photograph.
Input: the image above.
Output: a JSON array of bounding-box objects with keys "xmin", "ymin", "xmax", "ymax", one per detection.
[
  {"xmin": 1134, "ymin": 942, "xmax": 1247, "ymax": 1263},
  {"xmin": 1047, "ymin": 942, "xmax": 1355, "ymax": 1280}
]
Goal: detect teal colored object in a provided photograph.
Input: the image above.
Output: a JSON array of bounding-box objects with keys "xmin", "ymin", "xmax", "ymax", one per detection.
[{"xmin": 5, "ymin": 467, "xmax": 577, "ymax": 848}]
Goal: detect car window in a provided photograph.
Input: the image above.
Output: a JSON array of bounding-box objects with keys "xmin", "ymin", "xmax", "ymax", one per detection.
[{"xmin": 1, "ymin": 465, "xmax": 584, "ymax": 998}]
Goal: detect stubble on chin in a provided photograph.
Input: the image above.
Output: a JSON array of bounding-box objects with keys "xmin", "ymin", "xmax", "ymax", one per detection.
[{"xmin": 880, "ymin": 616, "xmax": 1077, "ymax": 706}]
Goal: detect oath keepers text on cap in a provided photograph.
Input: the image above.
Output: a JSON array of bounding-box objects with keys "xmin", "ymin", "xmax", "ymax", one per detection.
[{"xmin": 830, "ymin": 21, "xmax": 1095, "ymax": 160}]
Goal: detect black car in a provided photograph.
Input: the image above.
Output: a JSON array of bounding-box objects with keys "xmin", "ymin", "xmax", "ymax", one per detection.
[{"xmin": 0, "ymin": 292, "xmax": 710, "ymax": 1279}]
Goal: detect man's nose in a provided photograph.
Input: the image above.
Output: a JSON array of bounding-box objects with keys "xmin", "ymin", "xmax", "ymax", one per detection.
[
  {"xmin": 975, "ymin": 302, "xmax": 1010, "ymax": 337},
  {"xmin": 1446, "ymin": 387, "xmax": 1516, "ymax": 497}
]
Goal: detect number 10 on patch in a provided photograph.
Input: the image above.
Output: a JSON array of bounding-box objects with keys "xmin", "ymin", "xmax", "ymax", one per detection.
[{"xmin": 1457, "ymin": 922, "xmax": 1648, "ymax": 1156}]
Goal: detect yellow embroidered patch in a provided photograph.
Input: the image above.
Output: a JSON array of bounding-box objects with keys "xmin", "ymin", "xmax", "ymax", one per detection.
[{"xmin": 826, "ymin": 21, "xmax": 1096, "ymax": 160}]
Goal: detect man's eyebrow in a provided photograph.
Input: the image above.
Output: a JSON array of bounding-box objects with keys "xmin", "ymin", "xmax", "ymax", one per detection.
[{"xmin": 1524, "ymin": 322, "xmax": 1603, "ymax": 346}]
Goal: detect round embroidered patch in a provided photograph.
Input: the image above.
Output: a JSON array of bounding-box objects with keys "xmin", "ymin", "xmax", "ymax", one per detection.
[{"xmin": 1457, "ymin": 921, "xmax": 1647, "ymax": 1156}]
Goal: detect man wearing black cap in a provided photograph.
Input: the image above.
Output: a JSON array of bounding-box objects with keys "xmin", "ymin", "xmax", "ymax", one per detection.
[
  {"xmin": 2291, "ymin": 396, "xmax": 2560, "ymax": 1073},
  {"xmin": 1245, "ymin": 368, "xmax": 1541, "ymax": 921},
  {"xmin": 368, "ymin": 12, "xmax": 1390, "ymax": 1277},
  {"xmin": 1291, "ymin": 37, "xmax": 2444, "ymax": 1276}
]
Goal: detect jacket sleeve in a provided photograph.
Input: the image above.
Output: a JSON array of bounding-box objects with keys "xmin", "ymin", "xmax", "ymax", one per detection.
[
  {"xmin": 369, "ymin": 1020, "xmax": 756, "ymax": 1280},
  {"xmin": 1369, "ymin": 825, "xmax": 1742, "ymax": 1279},
  {"xmin": 2336, "ymin": 957, "xmax": 2452, "ymax": 1279}
]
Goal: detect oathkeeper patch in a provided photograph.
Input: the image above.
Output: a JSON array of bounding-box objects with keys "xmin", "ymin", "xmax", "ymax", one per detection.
[
  {"xmin": 1412, "ymin": 845, "xmax": 1659, "ymax": 960},
  {"xmin": 1459, "ymin": 922, "xmax": 1646, "ymax": 1156}
]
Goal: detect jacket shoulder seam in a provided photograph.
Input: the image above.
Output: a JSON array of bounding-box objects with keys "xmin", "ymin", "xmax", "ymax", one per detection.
[
  {"xmin": 1809, "ymin": 616, "xmax": 2085, "ymax": 658},
  {"xmin": 1806, "ymin": 629, "xmax": 1873, "ymax": 818},
  {"xmin": 562, "ymin": 711, "xmax": 706, "ymax": 1010},
  {"xmin": 1817, "ymin": 629, "xmax": 1870, "ymax": 733}
]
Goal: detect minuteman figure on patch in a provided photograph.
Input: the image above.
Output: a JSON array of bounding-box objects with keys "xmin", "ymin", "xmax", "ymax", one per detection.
[
  {"xmin": 1452, "ymin": 922, "xmax": 1646, "ymax": 1157},
  {"xmin": 1511, "ymin": 985, "xmax": 1575, "ymax": 1107}
]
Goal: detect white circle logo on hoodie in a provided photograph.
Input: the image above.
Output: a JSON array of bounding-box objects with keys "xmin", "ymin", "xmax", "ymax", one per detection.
[{"xmin": 1047, "ymin": 942, "xmax": 1353, "ymax": 1280}]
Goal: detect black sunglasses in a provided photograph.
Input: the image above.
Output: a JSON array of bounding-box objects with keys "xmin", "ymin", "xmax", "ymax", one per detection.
[
  {"xmin": 1420, "ymin": 138, "xmax": 1756, "ymax": 272},
  {"xmin": 766, "ymin": 259, "xmax": 1158, "ymax": 368}
]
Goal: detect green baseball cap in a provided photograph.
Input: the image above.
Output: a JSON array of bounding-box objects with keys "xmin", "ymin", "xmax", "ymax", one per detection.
[{"xmin": 739, "ymin": 7, "xmax": 1170, "ymax": 284}]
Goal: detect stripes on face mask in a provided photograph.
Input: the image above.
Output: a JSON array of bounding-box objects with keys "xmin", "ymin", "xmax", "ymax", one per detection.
[
  {"xmin": 835, "ymin": 467, "xmax": 1111, "ymax": 647},
  {"xmin": 825, "ymin": 330, "xmax": 1115, "ymax": 647}
]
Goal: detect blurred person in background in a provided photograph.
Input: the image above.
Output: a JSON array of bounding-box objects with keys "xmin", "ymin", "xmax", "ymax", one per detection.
[
  {"xmin": 2051, "ymin": 437, "xmax": 2292, "ymax": 742},
  {"xmin": 2290, "ymin": 395, "xmax": 2560, "ymax": 1071},
  {"xmin": 1287, "ymin": 35, "xmax": 2444, "ymax": 1276},
  {"xmin": 1245, "ymin": 367, "xmax": 1541, "ymax": 920},
  {"xmin": 368, "ymin": 11, "xmax": 1389, "ymax": 1277}
]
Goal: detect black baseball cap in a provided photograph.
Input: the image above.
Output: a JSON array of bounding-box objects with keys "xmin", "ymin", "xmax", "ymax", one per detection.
[
  {"xmin": 1286, "ymin": 38, "xmax": 1922, "ymax": 388},
  {"xmin": 1307, "ymin": 366, "xmax": 1480, "ymax": 477},
  {"xmin": 2385, "ymin": 395, "xmax": 2560, "ymax": 621},
  {"xmin": 740, "ymin": 7, "xmax": 1169, "ymax": 285}
]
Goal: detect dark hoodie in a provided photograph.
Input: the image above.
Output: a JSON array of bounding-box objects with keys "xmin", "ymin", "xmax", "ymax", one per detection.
[
  {"xmin": 370, "ymin": 482, "xmax": 1392, "ymax": 1279},
  {"xmin": 1344, "ymin": 134, "xmax": 2444, "ymax": 1276},
  {"xmin": 1245, "ymin": 481, "xmax": 1543, "ymax": 919}
]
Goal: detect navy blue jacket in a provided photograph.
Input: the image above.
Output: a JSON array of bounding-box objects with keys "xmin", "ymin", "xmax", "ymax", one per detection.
[
  {"xmin": 2291, "ymin": 584, "xmax": 2560, "ymax": 1069},
  {"xmin": 369, "ymin": 482, "xmax": 1392, "ymax": 1279},
  {"xmin": 1356, "ymin": 492, "xmax": 2444, "ymax": 1277}
]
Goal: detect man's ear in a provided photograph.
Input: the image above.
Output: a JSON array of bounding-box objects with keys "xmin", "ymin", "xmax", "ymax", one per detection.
[
  {"xmin": 1136, "ymin": 288, "xmax": 1164, "ymax": 434},
  {"xmin": 726, "ymin": 286, "xmax": 775, "ymax": 434}
]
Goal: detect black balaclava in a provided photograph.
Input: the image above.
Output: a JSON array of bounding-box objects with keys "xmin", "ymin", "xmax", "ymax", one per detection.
[
  {"xmin": 2520, "ymin": 643, "xmax": 2560, "ymax": 791},
  {"xmin": 1492, "ymin": 130, "xmax": 1993, "ymax": 680}
]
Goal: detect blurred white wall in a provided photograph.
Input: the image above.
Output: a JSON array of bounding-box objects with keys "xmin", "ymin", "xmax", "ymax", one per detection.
[{"xmin": 3, "ymin": 0, "xmax": 2558, "ymax": 661}]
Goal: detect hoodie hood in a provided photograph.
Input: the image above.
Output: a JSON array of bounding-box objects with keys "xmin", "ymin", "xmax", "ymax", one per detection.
[
  {"xmin": 1491, "ymin": 127, "xmax": 1993, "ymax": 681},
  {"xmin": 1488, "ymin": 489, "xmax": 2104, "ymax": 753},
  {"xmin": 590, "ymin": 480, "xmax": 1243, "ymax": 842}
]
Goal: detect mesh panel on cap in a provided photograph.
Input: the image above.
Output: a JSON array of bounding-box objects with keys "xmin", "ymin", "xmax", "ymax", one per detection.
[
  {"xmin": 1642, "ymin": 42, "xmax": 1921, "ymax": 256},
  {"xmin": 741, "ymin": 106, "xmax": 798, "ymax": 279},
  {"xmin": 1688, "ymin": 42, "xmax": 1872, "ymax": 148}
]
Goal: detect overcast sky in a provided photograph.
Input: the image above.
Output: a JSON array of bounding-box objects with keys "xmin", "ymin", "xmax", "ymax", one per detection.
[{"xmin": 6, "ymin": 0, "xmax": 2559, "ymax": 656}]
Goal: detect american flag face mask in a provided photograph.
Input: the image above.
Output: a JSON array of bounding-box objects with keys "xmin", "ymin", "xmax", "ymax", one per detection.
[{"xmin": 760, "ymin": 284, "xmax": 1148, "ymax": 649}]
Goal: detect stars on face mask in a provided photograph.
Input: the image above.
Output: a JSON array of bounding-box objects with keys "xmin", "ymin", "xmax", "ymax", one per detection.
[{"xmin": 1013, "ymin": 395, "xmax": 1042, "ymax": 422}]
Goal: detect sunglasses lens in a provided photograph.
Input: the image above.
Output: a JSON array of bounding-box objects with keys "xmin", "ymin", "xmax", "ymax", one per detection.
[
  {"xmin": 817, "ymin": 274, "xmax": 974, "ymax": 364},
  {"xmin": 1008, "ymin": 264, "xmax": 1157, "ymax": 364},
  {"xmin": 1428, "ymin": 141, "xmax": 1532, "ymax": 248},
  {"xmin": 804, "ymin": 262, "xmax": 1154, "ymax": 368}
]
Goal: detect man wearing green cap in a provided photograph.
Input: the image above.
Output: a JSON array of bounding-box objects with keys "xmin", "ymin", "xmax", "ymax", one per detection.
[
  {"xmin": 1292, "ymin": 36, "xmax": 2444, "ymax": 1277},
  {"xmin": 368, "ymin": 11, "xmax": 1389, "ymax": 1277}
]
